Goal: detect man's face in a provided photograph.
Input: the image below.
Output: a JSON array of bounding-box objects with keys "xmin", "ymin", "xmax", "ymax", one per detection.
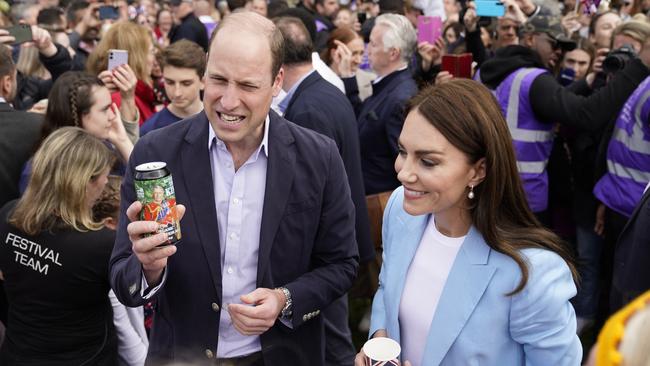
[
  {"xmin": 532, "ymin": 32, "xmax": 562, "ymax": 69},
  {"xmin": 496, "ymin": 18, "xmax": 519, "ymax": 48},
  {"xmin": 251, "ymin": 0, "xmax": 268, "ymax": 17},
  {"xmin": 613, "ymin": 34, "xmax": 642, "ymax": 53},
  {"xmin": 153, "ymin": 187, "xmax": 165, "ymax": 203},
  {"xmin": 562, "ymin": 49, "xmax": 591, "ymax": 79},
  {"xmin": 1, "ymin": 69, "xmax": 17, "ymax": 103},
  {"xmin": 163, "ymin": 65, "xmax": 204, "ymax": 112},
  {"xmin": 203, "ymin": 27, "xmax": 283, "ymax": 152},
  {"xmin": 317, "ymin": 0, "xmax": 339, "ymax": 19},
  {"xmin": 172, "ymin": 1, "xmax": 194, "ymax": 21},
  {"xmin": 368, "ymin": 24, "xmax": 393, "ymax": 76}
]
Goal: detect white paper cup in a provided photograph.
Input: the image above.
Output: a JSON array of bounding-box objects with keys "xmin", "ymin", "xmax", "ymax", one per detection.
[{"xmin": 362, "ymin": 337, "xmax": 401, "ymax": 366}]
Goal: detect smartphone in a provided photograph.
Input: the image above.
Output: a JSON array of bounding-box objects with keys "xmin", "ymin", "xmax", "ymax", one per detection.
[
  {"xmin": 108, "ymin": 49, "xmax": 128, "ymax": 71},
  {"xmin": 99, "ymin": 5, "xmax": 120, "ymax": 20},
  {"xmin": 475, "ymin": 0, "xmax": 505, "ymax": 17},
  {"xmin": 417, "ymin": 16, "xmax": 443, "ymax": 44},
  {"xmin": 5, "ymin": 24, "xmax": 33, "ymax": 45},
  {"xmin": 441, "ymin": 53, "xmax": 473, "ymax": 78},
  {"xmin": 357, "ymin": 12, "xmax": 367, "ymax": 25}
]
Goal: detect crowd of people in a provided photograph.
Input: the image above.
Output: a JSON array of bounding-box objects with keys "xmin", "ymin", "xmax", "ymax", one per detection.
[{"xmin": 1, "ymin": 0, "xmax": 650, "ymax": 364}]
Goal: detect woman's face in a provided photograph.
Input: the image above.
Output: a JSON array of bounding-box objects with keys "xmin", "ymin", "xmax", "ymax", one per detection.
[
  {"xmin": 158, "ymin": 10, "xmax": 173, "ymax": 32},
  {"xmin": 334, "ymin": 9, "xmax": 353, "ymax": 28},
  {"xmin": 86, "ymin": 167, "xmax": 110, "ymax": 209},
  {"xmin": 591, "ymin": 13, "xmax": 621, "ymax": 49},
  {"xmin": 445, "ymin": 27, "xmax": 458, "ymax": 44},
  {"xmin": 395, "ymin": 109, "xmax": 483, "ymax": 217},
  {"xmin": 347, "ymin": 37, "xmax": 365, "ymax": 72},
  {"xmin": 81, "ymin": 86, "xmax": 115, "ymax": 141}
]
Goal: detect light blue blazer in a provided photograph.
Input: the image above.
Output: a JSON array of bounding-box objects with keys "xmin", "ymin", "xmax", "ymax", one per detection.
[{"xmin": 370, "ymin": 187, "xmax": 582, "ymax": 366}]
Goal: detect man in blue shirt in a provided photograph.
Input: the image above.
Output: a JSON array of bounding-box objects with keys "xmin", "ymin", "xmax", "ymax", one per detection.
[{"xmin": 140, "ymin": 40, "xmax": 205, "ymax": 136}]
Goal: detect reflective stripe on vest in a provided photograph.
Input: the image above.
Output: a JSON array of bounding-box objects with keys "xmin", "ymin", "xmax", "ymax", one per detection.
[
  {"xmin": 506, "ymin": 69, "xmax": 554, "ymax": 145},
  {"xmin": 517, "ymin": 160, "xmax": 548, "ymax": 174},
  {"xmin": 607, "ymin": 160, "xmax": 650, "ymax": 183},
  {"xmin": 493, "ymin": 67, "xmax": 552, "ymax": 212},
  {"xmin": 594, "ymin": 76, "xmax": 650, "ymax": 217},
  {"xmin": 612, "ymin": 88, "xmax": 650, "ymax": 154}
]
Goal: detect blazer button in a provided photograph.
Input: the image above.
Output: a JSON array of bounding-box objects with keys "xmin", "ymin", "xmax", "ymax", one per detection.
[
  {"xmin": 212, "ymin": 303, "xmax": 220, "ymax": 312},
  {"xmin": 205, "ymin": 349, "xmax": 214, "ymax": 359}
]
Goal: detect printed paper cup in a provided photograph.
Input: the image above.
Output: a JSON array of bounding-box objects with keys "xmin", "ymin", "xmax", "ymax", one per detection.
[{"xmin": 362, "ymin": 337, "xmax": 401, "ymax": 366}]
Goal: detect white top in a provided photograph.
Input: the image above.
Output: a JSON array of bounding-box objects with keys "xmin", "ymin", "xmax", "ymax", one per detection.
[
  {"xmin": 109, "ymin": 290, "xmax": 148, "ymax": 366},
  {"xmin": 398, "ymin": 216, "xmax": 465, "ymax": 366}
]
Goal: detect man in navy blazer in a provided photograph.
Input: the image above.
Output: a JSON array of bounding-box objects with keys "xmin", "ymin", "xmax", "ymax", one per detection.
[
  {"xmin": 342, "ymin": 13, "xmax": 418, "ymax": 195},
  {"xmin": 110, "ymin": 12, "xmax": 359, "ymax": 365},
  {"xmin": 275, "ymin": 17, "xmax": 373, "ymax": 366},
  {"xmin": 611, "ymin": 184, "xmax": 650, "ymax": 313}
]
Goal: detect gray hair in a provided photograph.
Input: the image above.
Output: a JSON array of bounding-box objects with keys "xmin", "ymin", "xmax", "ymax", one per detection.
[{"xmin": 375, "ymin": 13, "xmax": 417, "ymax": 64}]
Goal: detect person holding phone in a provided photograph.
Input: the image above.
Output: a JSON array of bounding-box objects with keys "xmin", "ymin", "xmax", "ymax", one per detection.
[
  {"xmin": 354, "ymin": 80, "xmax": 581, "ymax": 366},
  {"xmin": 18, "ymin": 71, "xmax": 135, "ymax": 194},
  {"xmin": 0, "ymin": 25, "xmax": 80, "ymax": 111},
  {"xmin": 87, "ymin": 21, "xmax": 157, "ymax": 125}
]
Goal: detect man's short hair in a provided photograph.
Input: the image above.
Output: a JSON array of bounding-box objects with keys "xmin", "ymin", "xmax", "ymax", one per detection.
[
  {"xmin": 0, "ymin": 46, "xmax": 15, "ymax": 80},
  {"xmin": 66, "ymin": 0, "xmax": 89, "ymax": 25},
  {"xmin": 208, "ymin": 12, "xmax": 284, "ymax": 79},
  {"xmin": 276, "ymin": 7, "xmax": 317, "ymax": 42},
  {"xmin": 374, "ymin": 13, "xmax": 416, "ymax": 64},
  {"xmin": 275, "ymin": 16, "xmax": 313, "ymax": 65},
  {"xmin": 161, "ymin": 40, "xmax": 207, "ymax": 78}
]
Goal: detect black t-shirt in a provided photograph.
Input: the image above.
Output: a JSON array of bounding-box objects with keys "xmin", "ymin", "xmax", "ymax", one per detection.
[{"xmin": 0, "ymin": 201, "xmax": 117, "ymax": 365}]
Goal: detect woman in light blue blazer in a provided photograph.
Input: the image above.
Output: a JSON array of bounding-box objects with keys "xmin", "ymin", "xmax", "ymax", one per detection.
[{"xmin": 355, "ymin": 80, "xmax": 582, "ymax": 366}]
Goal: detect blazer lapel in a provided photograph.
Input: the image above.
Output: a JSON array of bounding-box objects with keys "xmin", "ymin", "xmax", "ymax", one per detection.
[
  {"xmin": 257, "ymin": 112, "xmax": 296, "ymax": 286},
  {"xmin": 388, "ymin": 213, "xmax": 429, "ymax": 344},
  {"xmin": 422, "ymin": 227, "xmax": 496, "ymax": 365},
  {"xmin": 181, "ymin": 113, "xmax": 222, "ymax": 297}
]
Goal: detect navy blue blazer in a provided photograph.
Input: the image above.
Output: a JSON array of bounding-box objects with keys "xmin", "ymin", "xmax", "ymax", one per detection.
[
  {"xmin": 283, "ymin": 71, "xmax": 374, "ymax": 264},
  {"xmin": 109, "ymin": 111, "xmax": 359, "ymax": 365},
  {"xmin": 613, "ymin": 187, "xmax": 650, "ymax": 296},
  {"xmin": 344, "ymin": 68, "xmax": 418, "ymax": 195}
]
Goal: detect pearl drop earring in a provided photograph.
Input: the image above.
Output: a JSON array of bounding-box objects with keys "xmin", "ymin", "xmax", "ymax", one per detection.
[{"xmin": 468, "ymin": 185, "xmax": 475, "ymax": 199}]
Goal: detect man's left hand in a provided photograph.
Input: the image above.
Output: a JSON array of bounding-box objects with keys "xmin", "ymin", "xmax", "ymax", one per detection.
[{"xmin": 228, "ymin": 288, "xmax": 286, "ymax": 336}]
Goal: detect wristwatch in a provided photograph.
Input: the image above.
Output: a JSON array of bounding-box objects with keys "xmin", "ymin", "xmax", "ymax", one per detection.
[{"xmin": 276, "ymin": 287, "xmax": 293, "ymax": 319}]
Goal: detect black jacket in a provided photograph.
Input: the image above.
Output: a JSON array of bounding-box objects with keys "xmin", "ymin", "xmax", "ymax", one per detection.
[
  {"xmin": 344, "ymin": 68, "xmax": 418, "ymax": 195},
  {"xmin": 169, "ymin": 13, "xmax": 209, "ymax": 52},
  {"xmin": 14, "ymin": 44, "xmax": 80, "ymax": 111},
  {"xmin": 612, "ymin": 187, "xmax": 650, "ymax": 298},
  {"xmin": 479, "ymin": 45, "xmax": 650, "ymax": 132},
  {"xmin": 283, "ymin": 71, "xmax": 374, "ymax": 264}
]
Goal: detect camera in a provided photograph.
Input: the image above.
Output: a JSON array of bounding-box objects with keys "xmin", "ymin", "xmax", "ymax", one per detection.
[{"xmin": 603, "ymin": 44, "xmax": 637, "ymax": 74}]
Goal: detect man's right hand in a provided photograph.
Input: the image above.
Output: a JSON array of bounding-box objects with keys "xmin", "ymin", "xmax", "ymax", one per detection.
[{"xmin": 126, "ymin": 201, "xmax": 185, "ymax": 287}]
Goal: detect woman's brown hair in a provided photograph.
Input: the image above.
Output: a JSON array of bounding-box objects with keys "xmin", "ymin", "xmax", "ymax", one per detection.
[
  {"xmin": 408, "ymin": 79, "xmax": 578, "ymax": 295},
  {"xmin": 321, "ymin": 26, "xmax": 361, "ymax": 65}
]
